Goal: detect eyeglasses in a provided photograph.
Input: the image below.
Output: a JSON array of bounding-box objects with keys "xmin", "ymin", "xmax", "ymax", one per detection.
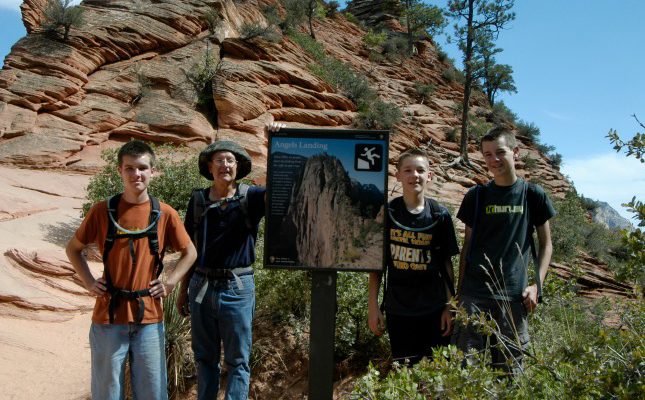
[{"xmin": 212, "ymin": 157, "xmax": 237, "ymax": 167}]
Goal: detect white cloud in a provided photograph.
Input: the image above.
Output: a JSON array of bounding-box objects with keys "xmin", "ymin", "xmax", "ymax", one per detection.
[
  {"xmin": 543, "ymin": 110, "xmax": 571, "ymax": 121},
  {"xmin": 0, "ymin": 0, "xmax": 22, "ymax": 11},
  {"xmin": 561, "ymin": 152, "xmax": 645, "ymax": 222}
]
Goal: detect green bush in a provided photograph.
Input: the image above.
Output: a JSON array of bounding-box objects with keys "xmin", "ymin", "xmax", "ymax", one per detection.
[
  {"xmin": 446, "ymin": 127, "xmax": 458, "ymax": 143},
  {"xmin": 413, "ymin": 81, "xmax": 435, "ymax": 103},
  {"xmin": 344, "ymin": 12, "xmax": 360, "ymax": 26},
  {"xmin": 549, "ymin": 190, "xmax": 588, "ymax": 262},
  {"xmin": 490, "ymin": 101, "xmax": 517, "ymax": 125},
  {"xmin": 42, "ymin": 0, "xmax": 84, "ymax": 41},
  {"xmin": 442, "ymin": 67, "xmax": 464, "ymax": 84},
  {"xmin": 203, "ymin": 7, "xmax": 220, "ymax": 35},
  {"xmin": 363, "ymin": 30, "xmax": 388, "ymax": 49},
  {"xmin": 383, "ymin": 35, "xmax": 409, "ymax": 64},
  {"xmin": 436, "ymin": 49, "xmax": 448, "ymax": 63},
  {"xmin": 516, "ymin": 119, "xmax": 540, "ymax": 143},
  {"xmin": 185, "ymin": 46, "xmax": 221, "ymax": 105},
  {"xmin": 469, "ymin": 117, "xmax": 492, "ymax": 142},
  {"xmin": 163, "ymin": 288, "xmax": 194, "ymax": 399},
  {"xmin": 325, "ymin": 1, "xmax": 340, "ymax": 17},
  {"xmin": 352, "ymin": 297, "xmax": 645, "ymax": 399},
  {"xmin": 239, "ymin": 23, "xmax": 282, "ymax": 43},
  {"xmin": 520, "ymin": 153, "xmax": 538, "ymax": 170},
  {"xmin": 354, "ymin": 98, "xmax": 402, "ymax": 130}
]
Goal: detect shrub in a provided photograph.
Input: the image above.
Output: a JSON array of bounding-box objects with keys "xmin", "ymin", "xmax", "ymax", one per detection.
[
  {"xmin": 325, "ymin": 0, "xmax": 340, "ymax": 17},
  {"xmin": 239, "ymin": 23, "xmax": 282, "ymax": 43},
  {"xmin": 164, "ymin": 288, "xmax": 194, "ymax": 399},
  {"xmin": 520, "ymin": 153, "xmax": 538, "ymax": 170},
  {"xmin": 363, "ymin": 29, "xmax": 388, "ymax": 49},
  {"xmin": 383, "ymin": 35, "xmax": 409, "ymax": 64},
  {"xmin": 203, "ymin": 7, "xmax": 220, "ymax": 35},
  {"xmin": 352, "ymin": 297, "xmax": 645, "ymax": 399},
  {"xmin": 550, "ymin": 190, "xmax": 588, "ymax": 262},
  {"xmin": 547, "ymin": 152, "xmax": 562, "ymax": 169},
  {"xmin": 185, "ymin": 46, "xmax": 222, "ymax": 105},
  {"xmin": 42, "ymin": 0, "xmax": 84, "ymax": 41},
  {"xmin": 344, "ymin": 12, "xmax": 360, "ymax": 26},
  {"xmin": 442, "ymin": 67, "xmax": 464, "ymax": 83},
  {"xmin": 490, "ymin": 100, "xmax": 517, "ymax": 125},
  {"xmin": 516, "ymin": 119, "xmax": 540, "ymax": 143},
  {"xmin": 468, "ymin": 117, "xmax": 492, "ymax": 142},
  {"xmin": 354, "ymin": 98, "xmax": 402, "ymax": 130},
  {"xmin": 445, "ymin": 127, "xmax": 458, "ymax": 143},
  {"xmin": 413, "ymin": 81, "xmax": 435, "ymax": 103},
  {"xmin": 436, "ymin": 49, "xmax": 448, "ymax": 62}
]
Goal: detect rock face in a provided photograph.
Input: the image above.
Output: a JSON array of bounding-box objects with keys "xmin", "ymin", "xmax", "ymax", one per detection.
[
  {"xmin": 591, "ymin": 200, "xmax": 633, "ymax": 231},
  {"xmin": 280, "ymin": 154, "xmax": 383, "ymax": 268}
]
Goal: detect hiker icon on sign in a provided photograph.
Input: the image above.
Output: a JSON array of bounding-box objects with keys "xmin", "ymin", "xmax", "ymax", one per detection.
[{"xmin": 355, "ymin": 144, "xmax": 383, "ymax": 171}]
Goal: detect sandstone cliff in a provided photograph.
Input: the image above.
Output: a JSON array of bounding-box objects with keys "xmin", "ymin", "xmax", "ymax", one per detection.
[{"xmin": 278, "ymin": 153, "xmax": 383, "ymax": 268}]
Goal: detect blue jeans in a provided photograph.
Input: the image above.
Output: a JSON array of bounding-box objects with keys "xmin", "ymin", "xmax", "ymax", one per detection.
[
  {"xmin": 89, "ymin": 322, "xmax": 168, "ymax": 400},
  {"xmin": 189, "ymin": 273, "xmax": 255, "ymax": 400}
]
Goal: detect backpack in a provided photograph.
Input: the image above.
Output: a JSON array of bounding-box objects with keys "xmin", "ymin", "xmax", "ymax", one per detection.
[
  {"xmin": 103, "ymin": 194, "xmax": 164, "ymax": 324},
  {"xmin": 466, "ymin": 181, "xmax": 543, "ymax": 302},
  {"xmin": 381, "ymin": 197, "xmax": 455, "ymax": 312},
  {"xmin": 190, "ymin": 183, "xmax": 252, "ymax": 270}
]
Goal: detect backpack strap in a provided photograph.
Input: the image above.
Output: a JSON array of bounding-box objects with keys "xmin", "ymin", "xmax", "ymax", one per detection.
[
  {"xmin": 524, "ymin": 181, "xmax": 543, "ymax": 303},
  {"xmin": 466, "ymin": 184, "xmax": 484, "ymax": 265},
  {"xmin": 147, "ymin": 196, "xmax": 163, "ymax": 278},
  {"xmin": 102, "ymin": 194, "xmax": 163, "ymax": 324},
  {"xmin": 236, "ymin": 182, "xmax": 252, "ymax": 230},
  {"xmin": 191, "ymin": 188, "xmax": 207, "ymax": 247},
  {"xmin": 426, "ymin": 198, "xmax": 455, "ymax": 297}
]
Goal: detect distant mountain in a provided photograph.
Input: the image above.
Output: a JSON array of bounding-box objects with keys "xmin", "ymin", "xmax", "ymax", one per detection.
[{"xmin": 589, "ymin": 200, "xmax": 633, "ymax": 231}]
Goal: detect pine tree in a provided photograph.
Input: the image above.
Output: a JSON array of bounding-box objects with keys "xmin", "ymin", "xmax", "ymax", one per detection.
[{"xmin": 447, "ymin": 0, "xmax": 515, "ymax": 165}]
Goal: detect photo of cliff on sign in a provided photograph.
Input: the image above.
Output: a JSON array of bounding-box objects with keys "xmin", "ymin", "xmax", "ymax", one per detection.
[{"xmin": 265, "ymin": 128, "xmax": 389, "ymax": 271}]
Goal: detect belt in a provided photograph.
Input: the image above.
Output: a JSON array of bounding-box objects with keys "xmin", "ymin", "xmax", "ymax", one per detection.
[
  {"xmin": 195, "ymin": 266, "xmax": 253, "ymax": 280},
  {"xmin": 193, "ymin": 266, "xmax": 253, "ymax": 304},
  {"xmin": 108, "ymin": 288, "xmax": 150, "ymax": 324}
]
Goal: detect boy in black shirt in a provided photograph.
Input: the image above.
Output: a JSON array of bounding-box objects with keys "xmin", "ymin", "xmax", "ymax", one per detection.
[
  {"xmin": 455, "ymin": 127, "xmax": 555, "ymax": 374},
  {"xmin": 368, "ymin": 148, "xmax": 459, "ymax": 364}
]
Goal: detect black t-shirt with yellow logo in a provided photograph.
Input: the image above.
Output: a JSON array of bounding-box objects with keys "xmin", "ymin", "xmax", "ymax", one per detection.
[
  {"xmin": 457, "ymin": 179, "xmax": 556, "ymax": 301},
  {"xmin": 385, "ymin": 197, "xmax": 459, "ymax": 316}
]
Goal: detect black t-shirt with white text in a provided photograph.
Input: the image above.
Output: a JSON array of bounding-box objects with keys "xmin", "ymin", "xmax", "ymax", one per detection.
[{"xmin": 385, "ymin": 197, "xmax": 460, "ymax": 316}]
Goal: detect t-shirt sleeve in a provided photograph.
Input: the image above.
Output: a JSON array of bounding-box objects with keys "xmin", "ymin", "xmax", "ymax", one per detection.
[
  {"xmin": 248, "ymin": 186, "xmax": 266, "ymax": 224},
  {"xmin": 165, "ymin": 206, "xmax": 192, "ymax": 251},
  {"xmin": 74, "ymin": 202, "xmax": 103, "ymax": 245},
  {"xmin": 456, "ymin": 187, "xmax": 476, "ymax": 227},
  {"xmin": 529, "ymin": 184, "xmax": 557, "ymax": 227}
]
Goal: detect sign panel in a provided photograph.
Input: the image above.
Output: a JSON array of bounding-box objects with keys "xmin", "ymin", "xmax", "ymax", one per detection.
[{"xmin": 265, "ymin": 128, "xmax": 389, "ymax": 272}]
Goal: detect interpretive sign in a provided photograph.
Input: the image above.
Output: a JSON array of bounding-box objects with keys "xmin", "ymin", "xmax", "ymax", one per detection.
[{"xmin": 265, "ymin": 128, "xmax": 389, "ymax": 272}]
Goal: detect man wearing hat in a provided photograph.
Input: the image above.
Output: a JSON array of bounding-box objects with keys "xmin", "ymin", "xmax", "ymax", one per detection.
[{"xmin": 177, "ymin": 140, "xmax": 265, "ymax": 400}]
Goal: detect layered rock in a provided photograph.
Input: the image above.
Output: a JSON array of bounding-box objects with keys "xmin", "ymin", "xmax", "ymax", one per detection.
[{"xmin": 281, "ymin": 154, "xmax": 383, "ymax": 268}]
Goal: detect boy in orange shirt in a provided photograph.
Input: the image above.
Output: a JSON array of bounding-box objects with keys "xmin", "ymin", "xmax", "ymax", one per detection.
[{"xmin": 66, "ymin": 140, "xmax": 196, "ymax": 399}]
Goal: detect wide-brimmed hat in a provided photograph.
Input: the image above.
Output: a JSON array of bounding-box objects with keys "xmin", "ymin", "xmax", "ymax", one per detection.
[{"xmin": 198, "ymin": 140, "xmax": 252, "ymax": 180}]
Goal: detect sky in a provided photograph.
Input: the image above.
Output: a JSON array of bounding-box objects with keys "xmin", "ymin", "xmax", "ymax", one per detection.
[{"xmin": 1, "ymin": 0, "xmax": 643, "ymax": 221}]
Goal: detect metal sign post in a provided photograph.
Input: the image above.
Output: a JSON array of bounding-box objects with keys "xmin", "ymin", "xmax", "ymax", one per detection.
[{"xmin": 308, "ymin": 271, "xmax": 337, "ymax": 400}]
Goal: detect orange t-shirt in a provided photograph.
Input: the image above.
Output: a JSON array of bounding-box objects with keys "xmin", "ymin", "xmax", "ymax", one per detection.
[{"xmin": 75, "ymin": 198, "xmax": 191, "ymax": 324}]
